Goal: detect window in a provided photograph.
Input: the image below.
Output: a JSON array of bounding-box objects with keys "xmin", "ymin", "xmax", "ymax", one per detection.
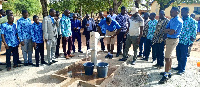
[{"xmin": 194, "ymin": 7, "xmax": 200, "ymax": 15}]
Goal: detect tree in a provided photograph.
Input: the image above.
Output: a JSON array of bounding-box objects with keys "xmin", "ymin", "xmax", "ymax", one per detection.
[
  {"xmin": 155, "ymin": 0, "xmax": 200, "ymax": 11},
  {"xmin": 40, "ymin": 0, "xmax": 48, "ymax": 17},
  {"xmin": 3, "ymin": 0, "xmax": 42, "ymax": 16}
]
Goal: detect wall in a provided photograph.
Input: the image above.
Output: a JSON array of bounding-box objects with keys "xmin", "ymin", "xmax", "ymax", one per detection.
[{"xmin": 150, "ymin": 1, "xmax": 200, "ymax": 20}]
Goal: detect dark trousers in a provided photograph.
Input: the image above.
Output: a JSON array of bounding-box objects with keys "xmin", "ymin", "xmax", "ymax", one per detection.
[
  {"xmin": 85, "ymin": 31, "xmax": 91, "ymax": 50},
  {"xmin": 154, "ymin": 42, "xmax": 165, "ymax": 66},
  {"xmin": 117, "ymin": 32, "xmax": 127, "ymax": 54},
  {"xmin": 100, "ymin": 33, "xmax": 105, "ymax": 51},
  {"xmin": 6, "ymin": 46, "xmax": 19, "ymax": 68},
  {"xmin": 62, "ymin": 36, "xmax": 72, "ymax": 56},
  {"xmin": 139, "ymin": 37, "xmax": 147, "ymax": 56},
  {"xmin": 145, "ymin": 39, "xmax": 156, "ymax": 60},
  {"xmin": 72, "ymin": 32, "xmax": 82, "ymax": 52},
  {"xmin": 35, "ymin": 43, "xmax": 44, "ymax": 65},
  {"xmin": 55, "ymin": 35, "xmax": 61, "ymax": 56},
  {"xmin": 176, "ymin": 43, "xmax": 189, "ymax": 72}
]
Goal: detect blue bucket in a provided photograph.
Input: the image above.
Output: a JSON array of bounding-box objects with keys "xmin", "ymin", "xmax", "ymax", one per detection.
[
  {"xmin": 83, "ymin": 62, "xmax": 94, "ymax": 75},
  {"xmin": 97, "ymin": 62, "xmax": 109, "ymax": 78}
]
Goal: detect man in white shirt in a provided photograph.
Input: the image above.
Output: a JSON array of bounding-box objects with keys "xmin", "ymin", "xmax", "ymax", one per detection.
[
  {"xmin": 107, "ymin": 8, "xmax": 117, "ymax": 21},
  {"xmin": 119, "ymin": 8, "xmax": 144, "ymax": 65}
]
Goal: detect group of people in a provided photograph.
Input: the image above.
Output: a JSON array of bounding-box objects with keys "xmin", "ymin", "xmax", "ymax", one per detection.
[
  {"xmin": 98, "ymin": 6, "xmax": 198, "ymax": 84},
  {"xmin": 0, "ymin": 5, "xmax": 198, "ymax": 84}
]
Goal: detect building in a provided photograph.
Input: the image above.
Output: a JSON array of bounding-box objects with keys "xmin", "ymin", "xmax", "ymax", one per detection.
[{"xmin": 151, "ymin": 1, "xmax": 200, "ymax": 20}]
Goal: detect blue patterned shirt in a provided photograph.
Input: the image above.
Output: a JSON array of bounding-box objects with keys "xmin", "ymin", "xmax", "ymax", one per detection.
[
  {"xmin": 60, "ymin": 15, "xmax": 72, "ymax": 37},
  {"xmin": 116, "ymin": 13, "xmax": 129, "ymax": 32},
  {"xmin": 147, "ymin": 19, "xmax": 158, "ymax": 40},
  {"xmin": 31, "ymin": 22, "xmax": 44, "ymax": 43},
  {"xmin": 17, "ymin": 17, "xmax": 32, "ymax": 42},
  {"xmin": 1, "ymin": 23, "xmax": 19, "ymax": 47},
  {"xmin": 179, "ymin": 16, "xmax": 197, "ymax": 45}
]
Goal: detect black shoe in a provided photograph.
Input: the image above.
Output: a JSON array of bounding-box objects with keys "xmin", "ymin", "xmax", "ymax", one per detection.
[
  {"xmin": 158, "ymin": 76, "xmax": 168, "ymax": 84},
  {"xmin": 109, "ymin": 55, "xmax": 113, "ymax": 59},
  {"xmin": 137, "ymin": 55, "xmax": 142, "ymax": 57},
  {"xmin": 7, "ymin": 67, "xmax": 11, "ymax": 71},
  {"xmin": 141, "ymin": 58, "xmax": 148, "ymax": 61},
  {"xmin": 131, "ymin": 60, "xmax": 136, "ymax": 65},
  {"xmin": 160, "ymin": 72, "xmax": 172, "ymax": 78},
  {"xmin": 52, "ymin": 60, "xmax": 58, "ymax": 63},
  {"xmin": 48, "ymin": 62, "xmax": 53, "ymax": 65},
  {"xmin": 172, "ymin": 67, "xmax": 179, "ymax": 70},
  {"xmin": 18, "ymin": 61, "xmax": 23, "ymax": 64},
  {"xmin": 0, "ymin": 68, "xmax": 3, "ymax": 71},
  {"xmin": 176, "ymin": 71, "xmax": 185, "ymax": 75},
  {"xmin": 13, "ymin": 65, "xmax": 21, "ymax": 68},
  {"xmin": 0, "ymin": 62, "xmax": 6, "ymax": 65},
  {"xmin": 28, "ymin": 63, "xmax": 33, "ymax": 65},
  {"xmin": 41, "ymin": 61, "xmax": 48, "ymax": 64},
  {"xmin": 78, "ymin": 50, "xmax": 83, "ymax": 53},
  {"xmin": 33, "ymin": 64, "xmax": 39, "ymax": 67},
  {"xmin": 116, "ymin": 53, "xmax": 120, "ymax": 57},
  {"xmin": 1, "ymin": 52, "xmax": 6, "ymax": 55},
  {"xmin": 55, "ymin": 55, "xmax": 59, "ymax": 58},
  {"xmin": 153, "ymin": 64, "xmax": 159, "ymax": 67},
  {"xmin": 24, "ymin": 63, "xmax": 28, "ymax": 66},
  {"xmin": 119, "ymin": 58, "xmax": 127, "ymax": 61},
  {"xmin": 105, "ymin": 54, "xmax": 110, "ymax": 58}
]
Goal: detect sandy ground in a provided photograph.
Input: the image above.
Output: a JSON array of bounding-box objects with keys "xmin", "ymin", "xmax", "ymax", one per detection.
[{"xmin": 0, "ymin": 34, "xmax": 200, "ymax": 87}]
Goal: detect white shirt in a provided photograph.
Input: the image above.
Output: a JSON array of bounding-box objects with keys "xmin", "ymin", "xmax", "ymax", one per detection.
[
  {"xmin": 107, "ymin": 14, "xmax": 117, "ymax": 20},
  {"xmin": 129, "ymin": 17, "xmax": 144, "ymax": 36}
]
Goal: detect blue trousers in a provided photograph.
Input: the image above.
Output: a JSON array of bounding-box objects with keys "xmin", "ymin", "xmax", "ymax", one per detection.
[
  {"xmin": 145, "ymin": 39, "xmax": 156, "ymax": 60},
  {"xmin": 176, "ymin": 43, "xmax": 189, "ymax": 72},
  {"xmin": 72, "ymin": 31, "xmax": 82, "ymax": 52},
  {"xmin": 139, "ymin": 37, "xmax": 146, "ymax": 56},
  {"xmin": 153, "ymin": 42, "xmax": 165, "ymax": 66},
  {"xmin": 117, "ymin": 32, "xmax": 127, "ymax": 54},
  {"xmin": 85, "ymin": 31, "xmax": 91, "ymax": 50}
]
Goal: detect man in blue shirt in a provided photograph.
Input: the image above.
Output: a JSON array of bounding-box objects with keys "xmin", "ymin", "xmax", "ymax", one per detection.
[
  {"xmin": 97, "ymin": 12, "xmax": 106, "ymax": 51},
  {"xmin": 0, "ymin": 9, "xmax": 7, "ymax": 66},
  {"xmin": 116, "ymin": 6, "xmax": 130, "ymax": 57},
  {"xmin": 1, "ymin": 14, "xmax": 21, "ymax": 71},
  {"xmin": 71, "ymin": 14, "xmax": 83, "ymax": 53},
  {"xmin": 17, "ymin": 10, "xmax": 33, "ymax": 66},
  {"xmin": 31, "ymin": 15, "xmax": 48, "ymax": 67},
  {"xmin": 159, "ymin": 7, "xmax": 183, "ymax": 84},
  {"xmin": 174, "ymin": 7, "xmax": 197, "ymax": 75},
  {"xmin": 98, "ymin": 17, "xmax": 121, "ymax": 59}
]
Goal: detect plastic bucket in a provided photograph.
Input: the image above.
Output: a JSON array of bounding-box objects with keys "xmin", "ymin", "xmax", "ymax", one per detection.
[
  {"xmin": 83, "ymin": 62, "xmax": 94, "ymax": 75},
  {"xmin": 97, "ymin": 62, "xmax": 109, "ymax": 78}
]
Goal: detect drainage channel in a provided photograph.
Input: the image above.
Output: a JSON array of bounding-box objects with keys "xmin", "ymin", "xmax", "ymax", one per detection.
[{"xmin": 51, "ymin": 52, "xmax": 124, "ymax": 87}]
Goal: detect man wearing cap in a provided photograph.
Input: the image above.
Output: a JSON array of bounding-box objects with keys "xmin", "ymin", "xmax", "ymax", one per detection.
[
  {"xmin": 118, "ymin": 8, "xmax": 144, "ymax": 65},
  {"xmin": 116, "ymin": 6, "xmax": 130, "ymax": 57}
]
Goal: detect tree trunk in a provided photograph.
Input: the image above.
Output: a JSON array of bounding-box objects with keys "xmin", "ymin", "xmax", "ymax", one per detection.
[
  {"xmin": 40, "ymin": 0, "xmax": 48, "ymax": 18},
  {"xmin": 113, "ymin": 0, "xmax": 122, "ymax": 14}
]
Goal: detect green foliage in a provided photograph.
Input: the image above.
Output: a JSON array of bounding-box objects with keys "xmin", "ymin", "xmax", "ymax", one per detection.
[{"xmin": 3, "ymin": 0, "xmax": 42, "ymax": 16}]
